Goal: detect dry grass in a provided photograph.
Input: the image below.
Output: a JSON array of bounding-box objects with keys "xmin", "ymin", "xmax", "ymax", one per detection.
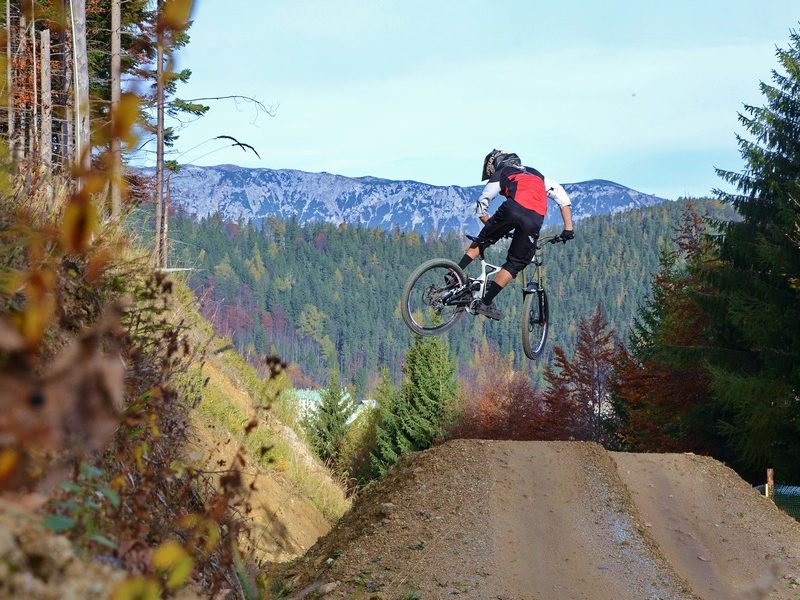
[{"xmin": 182, "ymin": 303, "xmax": 350, "ymax": 523}]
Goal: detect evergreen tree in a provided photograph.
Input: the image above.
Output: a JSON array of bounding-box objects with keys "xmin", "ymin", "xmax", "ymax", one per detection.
[
  {"xmin": 304, "ymin": 368, "xmax": 354, "ymax": 469},
  {"xmin": 395, "ymin": 335, "xmax": 458, "ymax": 451},
  {"xmin": 370, "ymin": 369, "xmax": 402, "ymax": 478},
  {"xmin": 371, "ymin": 337, "xmax": 457, "ymax": 476},
  {"xmin": 699, "ymin": 27, "xmax": 800, "ymax": 480}
]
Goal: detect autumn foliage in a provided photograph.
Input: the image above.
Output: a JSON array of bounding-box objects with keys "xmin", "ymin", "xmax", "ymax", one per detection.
[
  {"xmin": 608, "ymin": 204, "xmax": 717, "ymax": 454},
  {"xmin": 451, "ymin": 340, "xmax": 583, "ymax": 441}
]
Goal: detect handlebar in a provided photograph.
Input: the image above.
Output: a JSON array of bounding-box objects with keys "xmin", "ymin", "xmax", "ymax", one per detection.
[
  {"xmin": 467, "ymin": 232, "xmax": 566, "ymax": 247},
  {"xmin": 465, "ymin": 231, "xmax": 564, "ymax": 265},
  {"xmin": 535, "ymin": 235, "xmax": 565, "ymax": 248}
]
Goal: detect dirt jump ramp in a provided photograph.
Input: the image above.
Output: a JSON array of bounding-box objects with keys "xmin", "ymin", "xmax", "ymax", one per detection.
[{"xmin": 280, "ymin": 440, "xmax": 800, "ymax": 599}]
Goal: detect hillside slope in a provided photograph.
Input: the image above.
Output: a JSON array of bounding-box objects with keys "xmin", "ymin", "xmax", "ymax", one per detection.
[
  {"xmin": 280, "ymin": 441, "xmax": 800, "ymax": 599},
  {"xmin": 177, "ymin": 284, "xmax": 350, "ymax": 562}
]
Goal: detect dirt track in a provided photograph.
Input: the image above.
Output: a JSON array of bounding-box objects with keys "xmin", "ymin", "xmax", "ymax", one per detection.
[{"xmin": 281, "ymin": 441, "xmax": 800, "ymax": 599}]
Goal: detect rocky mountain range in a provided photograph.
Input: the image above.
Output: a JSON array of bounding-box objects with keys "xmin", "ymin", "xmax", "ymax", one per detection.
[{"xmin": 164, "ymin": 164, "xmax": 668, "ymax": 234}]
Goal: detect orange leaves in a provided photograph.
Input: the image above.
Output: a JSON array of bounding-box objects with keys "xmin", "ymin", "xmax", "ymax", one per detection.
[
  {"xmin": 61, "ymin": 197, "xmax": 99, "ymax": 255},
  {"xmin": 0, "ymin": 449, "xmax": 20, "ymax": 484}
]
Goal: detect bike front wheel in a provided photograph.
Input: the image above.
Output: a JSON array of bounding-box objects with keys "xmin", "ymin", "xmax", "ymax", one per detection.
[
  {"xmin": 401, "ymin": 259, "xmax": 468, "ymax": 336},
  {"xmin": 521, "ymin": 288, "xmax": 549, "ymax": 359}
]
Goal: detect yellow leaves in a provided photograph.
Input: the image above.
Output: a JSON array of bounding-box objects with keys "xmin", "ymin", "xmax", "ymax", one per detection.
[
  {"xmin": 97, "ymin": 93, "xmax": 141, "ymax": 149},
  {"xmin": 204, "ymin": 520, "xmax": 221, "ymax": 552},
  {"xmin": 0, "ymin": 449, "xmax": 19, "ymax": 483},
  {"xmin": 110, "ymin": 475, "xmax": 128, "ymax": 490},
  {"xmin": 160, "ymin": 0, "xmax": 194, "ymax": 32},
  {"xmin": 8, "ymin": 267, "xmax": 56, "ymax": 349},
  {"xmin": 133, "ymin": 443, "xmax": 147, "ymax": 473},
  {"xmin": 177, "ymin": 513, "xmax": 221, "ymax": 552},
  {"xmin": 177, "ymin": 513, "xmax": 200, "ymax": 529},
  {"xmin": 110, "ymin": 576, "xmax": 161, "ymax": 600},
  {"xmin": 152, "ymin": 540, "xmax": 194, "ymax": 591},
  {"xmin": 148, "ymin": 413, "xmax": 162, "ymax": 438},
  {"xmin": 115, "ymin": 93, "xmax": 141, "ymax": 147}
]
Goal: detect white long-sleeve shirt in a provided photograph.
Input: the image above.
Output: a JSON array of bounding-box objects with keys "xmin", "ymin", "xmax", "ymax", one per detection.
[{"xmin": 475, "ymin": 173, "xmax": 571, "ymax": 217}]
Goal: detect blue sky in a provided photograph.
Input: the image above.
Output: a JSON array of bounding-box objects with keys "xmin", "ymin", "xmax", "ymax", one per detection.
[{"xmin": 171, "ymin": 1, "xmax": 799, "ymax": 198}]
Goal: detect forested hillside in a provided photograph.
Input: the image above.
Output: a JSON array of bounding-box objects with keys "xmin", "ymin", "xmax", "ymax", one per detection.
[{"xmin": 161, "ymin": 198, "xmax": 735, "ymax": 389}]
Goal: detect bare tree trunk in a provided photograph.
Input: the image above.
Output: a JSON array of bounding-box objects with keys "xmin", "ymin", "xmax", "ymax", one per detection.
[
  {"xmin": 154, "ymin": 0, "xmax": 165, "ymax": 266},
  {"xmin": 39, "ymin": 29, "xmax": 51, "ymax": 169},
  {"xmin": 6, "ymin": 0, "xmax": 14, "ymax": 147},
  {"xmin": 31, "ymin": 4, "xmax": 38, "ymax": 159},
  {"xmin": 62, "ymin": 8, "xmax": 73, "ymax": 171},
  {"xmin": 162, "ymin": 175, "xmax": 170, "ymax": 268},
  {"xmin": 17, "ymin": 12, "xmax": 26, "ymax": 160},
  {"xmin": 109, "ymin": 0, "xmax": 121, "ymax": 217},
  {"xmin": 71, "ymin": 0, "xmax": 90, "ymax": 171}
]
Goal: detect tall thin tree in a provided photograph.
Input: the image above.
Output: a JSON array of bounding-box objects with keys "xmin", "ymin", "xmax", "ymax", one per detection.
[
  {"xmin": 109, "ymin": 0, "xmax": 121, "ymax": 217},
  {"xmin": 6, "ymin": 0, "xmax": 14, "ymax": 149},
  {"xmin": 154, "ymin": 0, "xmax": 165, "ymax": 266},
  {"xmin": 39, "ymin": 29, "xmax": 52, "ymax": 170},
  {"xmin": 71, "ymin": 0, "xmax": 90, "ymax": 171}
]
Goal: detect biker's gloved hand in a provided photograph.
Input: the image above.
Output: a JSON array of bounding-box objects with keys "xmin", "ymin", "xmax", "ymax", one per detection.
[{"xmin": 560, "ymin": 229, "xmax": 574, "ymax": 242}]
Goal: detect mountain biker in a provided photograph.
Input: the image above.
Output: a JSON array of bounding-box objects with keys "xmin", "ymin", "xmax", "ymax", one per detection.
[{"xmin": 455, "ymin": 149, "xmax": 574, "ymax": 321}]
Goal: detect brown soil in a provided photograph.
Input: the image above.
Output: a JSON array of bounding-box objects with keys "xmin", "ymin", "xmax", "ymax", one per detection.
[
  {"xmin": 279, "ymin": 440, "xmax": 800, "ymax": 600},
  {"xmin": 189, "ymin": 413, "xmax": 331, "ymax": 563}
]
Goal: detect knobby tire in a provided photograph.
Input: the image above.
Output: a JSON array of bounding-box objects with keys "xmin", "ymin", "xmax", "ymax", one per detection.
[
  {"xmin": 401, "ymin": 259, "xmax": 467, "ymax": 336},
  {"xmin": 521, "ymin": 288, "xmax": 549, "ymax": 359}
]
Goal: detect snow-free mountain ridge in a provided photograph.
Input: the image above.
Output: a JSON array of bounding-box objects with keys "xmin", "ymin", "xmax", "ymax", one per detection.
[{"xmin": 164, "ymin": 164, "xmax": 668, "ymax": 234}]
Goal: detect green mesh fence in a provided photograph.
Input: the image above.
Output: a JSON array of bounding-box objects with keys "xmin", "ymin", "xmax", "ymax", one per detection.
[{"xmin": 755, "ymin": 484, "xmax": 800, "ymax": 522}]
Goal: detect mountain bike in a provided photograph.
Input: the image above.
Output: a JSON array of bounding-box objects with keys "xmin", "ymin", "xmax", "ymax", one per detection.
[{"xmin": 400, "ymin": 233, "xmax": 563, "ymax": 359}]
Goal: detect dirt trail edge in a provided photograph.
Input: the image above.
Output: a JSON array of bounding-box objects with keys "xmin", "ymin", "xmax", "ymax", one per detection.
[{"xmin": 279, "ymin": 441, "xmax": 800, "ymax": 600}]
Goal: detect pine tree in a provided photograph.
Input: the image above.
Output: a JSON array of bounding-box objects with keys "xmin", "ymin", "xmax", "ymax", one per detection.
[
  {"xmin": 699, "ymin": 26, "xmax": 800, "ymax": 480},
  {"xmin": 370, "ymin": 369, "xmax": 402, "ymax": 478},
  {"xmin": 395, "ymin": 335, "xmax": 458, "ymax": 451},
  {"xmin": 304, "ymin": 368, "xmax": 354, "ymax": 469},
  {"xmin": 371, "ymin": 337, "xmax": 457, "ymax": 476}
]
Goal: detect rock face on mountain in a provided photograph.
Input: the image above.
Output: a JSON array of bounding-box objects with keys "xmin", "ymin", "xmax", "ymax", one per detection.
[{"xmin": 165, "ymin": 164, "xmax": 668, "ymax": 234}]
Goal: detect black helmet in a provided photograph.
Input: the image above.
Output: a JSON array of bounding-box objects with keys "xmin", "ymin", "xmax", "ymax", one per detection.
[{"xmin": 481, "ymin": 149, "xmax": 521, "ymax": 180}]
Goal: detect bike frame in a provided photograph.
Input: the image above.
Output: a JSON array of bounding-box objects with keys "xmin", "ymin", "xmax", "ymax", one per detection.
[{"xmin": 464, "ymin": 235, "xmax": 556, "ymax": 314}]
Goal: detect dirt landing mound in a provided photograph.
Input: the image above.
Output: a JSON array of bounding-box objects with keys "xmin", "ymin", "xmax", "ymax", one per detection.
[
  {"xmin": 280, "ymin": 441, "xmax": 800, "ymax": 600},
  {"xmin": 613, "ymin": 452, "xmax": 800, "ymax": 600}
]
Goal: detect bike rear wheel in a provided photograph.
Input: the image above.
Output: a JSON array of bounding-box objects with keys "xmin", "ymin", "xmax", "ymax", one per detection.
[
  {"xmin": 401, "ymin": 259, "xmax": 468, "ymax": 336},
  {"xmin": 521, "ymin": 288, "xmax": 549, "ymax": 359}
]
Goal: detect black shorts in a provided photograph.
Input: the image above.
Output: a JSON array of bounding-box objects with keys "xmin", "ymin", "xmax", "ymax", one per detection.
[{"xmin": 475, "ymin": 199, "xmax": 544, "ymax": 277}]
